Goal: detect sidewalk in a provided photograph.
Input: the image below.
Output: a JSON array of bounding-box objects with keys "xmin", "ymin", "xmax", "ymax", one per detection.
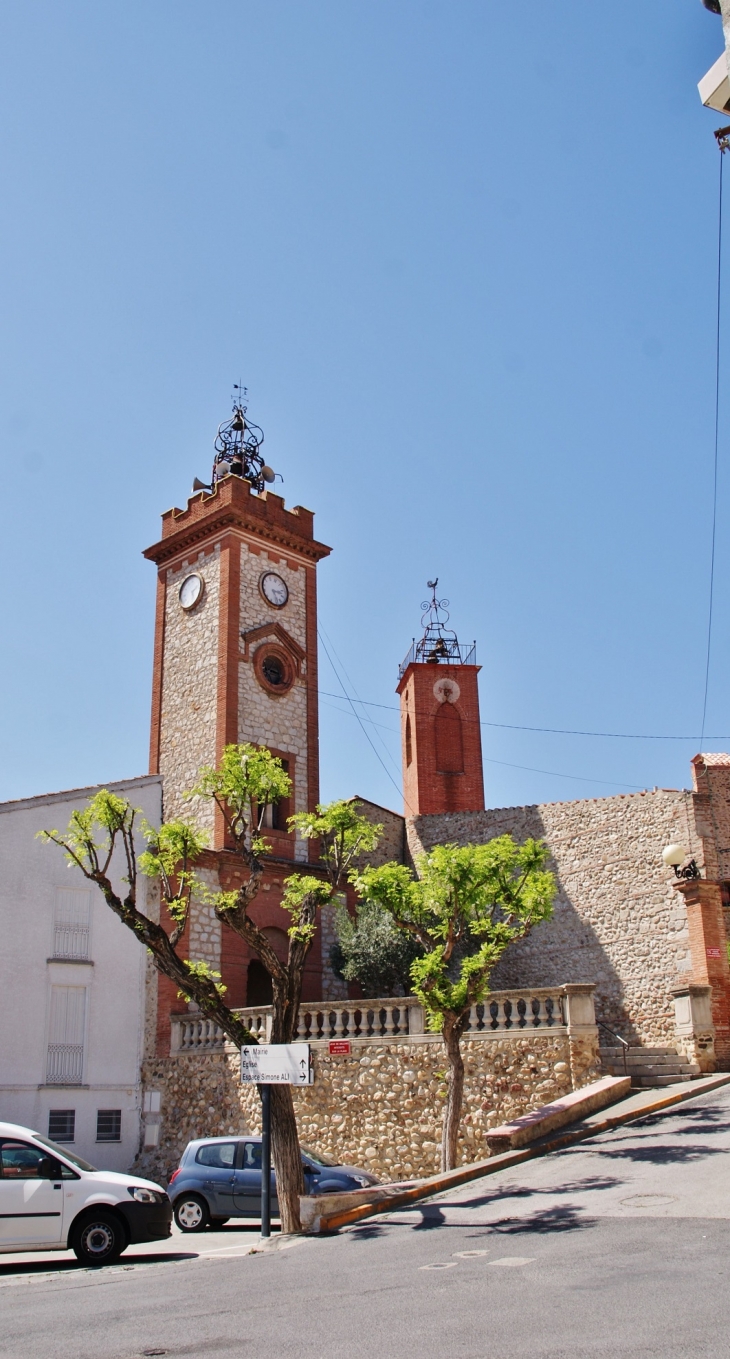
[{"xmin": 313, "ymin": 1071, "xmax": 730, "ymax": 1233}]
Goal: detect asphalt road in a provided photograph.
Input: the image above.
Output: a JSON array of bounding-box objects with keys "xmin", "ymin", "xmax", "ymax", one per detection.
[{"xmin": 3, "ymin": 1085, "xmax": 730, "ymax": 1359}]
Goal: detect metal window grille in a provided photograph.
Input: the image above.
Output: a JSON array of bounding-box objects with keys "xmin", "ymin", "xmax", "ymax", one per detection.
[
  {"xmin": 48, "ymin": 1109, "xmax": 75, "ymax": 1142},
  {"xmin": 96, "ymin": 1110, "xmax": 121, "ymax": 1142},
  {"xmin": 46, "ymin": 986, "xmax": 86, "ymax": 1085},
  {"xmin": 52, "ymin": 889, "xmax": 91, "ymax": 960},
  {"xmin": 46, "ymin": 1044, "xmax": 84, "ymax": 1084}
]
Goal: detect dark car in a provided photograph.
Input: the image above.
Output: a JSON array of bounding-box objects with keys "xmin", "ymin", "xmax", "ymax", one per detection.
[{"xmin": 168, "ymin": 1135, "xmax": 380, "ymax": 1232}]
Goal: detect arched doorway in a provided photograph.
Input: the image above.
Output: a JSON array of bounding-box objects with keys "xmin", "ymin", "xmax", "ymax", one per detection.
[
  {"xmin": 246, "ymin": 959, "xmax": 273, "ymax": 1007},
  {"xmin": 245, "ymin": 927, "xmax": 290, "ymax": 1007}
]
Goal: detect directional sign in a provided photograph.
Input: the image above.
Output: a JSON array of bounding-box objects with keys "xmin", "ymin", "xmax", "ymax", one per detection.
[{"xmin": 240, "ymin": 1043, "xmax": 313, "ymax": 1085}]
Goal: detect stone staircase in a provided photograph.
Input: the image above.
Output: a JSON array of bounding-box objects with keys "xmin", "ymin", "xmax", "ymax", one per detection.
[{"xmin": 601, "ymin": 1046, "xmax": 701, "ymax": 1089}]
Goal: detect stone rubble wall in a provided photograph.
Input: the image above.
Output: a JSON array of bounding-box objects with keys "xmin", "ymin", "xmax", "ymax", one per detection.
[
  {"xmin": 408, "ymin": 790, "xmax": 700, "ymax": 1047},
  {"xmin": 350, "ymin": 798, "xmax": 406, "ymax": 869},
  {"xmin": 134, "ymin": 1027, "xmax": 600, "ymax": 1183}
]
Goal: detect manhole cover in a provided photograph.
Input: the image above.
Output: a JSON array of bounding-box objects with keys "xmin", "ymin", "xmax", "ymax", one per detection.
[
  {"xmin": 620, "ymin": 1194, "xmax": 678, "ymax": 1208},
  {"xmin": 419, "ymin": 1261, "xmax": 458, "ymax": 1270}
]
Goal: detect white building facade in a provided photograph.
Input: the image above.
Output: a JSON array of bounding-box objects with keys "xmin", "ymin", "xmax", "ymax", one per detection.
[{"xmin": 0, "ymin": 774, "xmax": 161, "ymax": 1171}]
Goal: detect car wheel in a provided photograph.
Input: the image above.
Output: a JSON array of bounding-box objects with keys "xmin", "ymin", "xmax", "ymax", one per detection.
[
  {"xmin": 70, "ymin": 1211, "xmax": 126, "ymax": 1267},
  {"xmin": 174, "ymin": 1194, "xmax": 211, "ymax": 1233}
]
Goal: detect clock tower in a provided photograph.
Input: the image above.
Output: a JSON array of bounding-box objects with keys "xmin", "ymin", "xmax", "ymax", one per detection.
[{"xmin": 143, "ymin": 398, "xmax": 331, "ymax": 1021}]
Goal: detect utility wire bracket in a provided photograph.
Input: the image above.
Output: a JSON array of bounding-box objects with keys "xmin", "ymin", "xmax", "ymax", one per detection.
[{"xmin": 715, "ymin": 124, "xmax": 730, "ymax": 152}]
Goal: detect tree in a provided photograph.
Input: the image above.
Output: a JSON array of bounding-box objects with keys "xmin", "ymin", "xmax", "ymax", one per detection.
[
  {"xmin": 331, "ymin": 899, "xmax": 423, "ymax": 998},
  {"xmin": 41, "ymin": 751, "xmax": 381, "ymax": 1234},
  {"xmin": 353, "ymin": 838, "xmax": 556, "ymax": 1172}
]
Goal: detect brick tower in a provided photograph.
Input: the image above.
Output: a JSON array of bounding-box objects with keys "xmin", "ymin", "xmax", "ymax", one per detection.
[
  {"xmin": 396, "ymin": 582, "xmax": 484, "ymax": 817},
  {"xmin": 143, "ymin": 397, "xmax": 331, "ymax": 1022}
]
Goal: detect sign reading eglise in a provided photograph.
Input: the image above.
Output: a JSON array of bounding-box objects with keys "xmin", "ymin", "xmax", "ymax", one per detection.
[{"xmin": 240, "ymin": 1043, "xmax": 313, "ymax": 1085}]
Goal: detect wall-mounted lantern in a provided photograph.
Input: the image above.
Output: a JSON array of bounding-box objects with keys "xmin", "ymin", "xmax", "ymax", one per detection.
[{"xmin": 662, "ymin": 843, "xmax": 701, "ymax": 881}]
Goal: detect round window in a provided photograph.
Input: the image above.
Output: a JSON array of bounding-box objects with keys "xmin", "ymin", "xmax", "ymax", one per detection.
[
  {"xmin": 254, "ymin": 644, "xmax": 294, "ymax": 695},
  {"xmin": 262, "ymin": 655, "xmax": 285, "ymax": 687}
]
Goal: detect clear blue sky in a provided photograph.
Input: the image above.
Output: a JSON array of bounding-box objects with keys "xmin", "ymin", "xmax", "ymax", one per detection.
[{"xmin": 1, "ymin": 1, "xmax": 729, "ymax": 813}]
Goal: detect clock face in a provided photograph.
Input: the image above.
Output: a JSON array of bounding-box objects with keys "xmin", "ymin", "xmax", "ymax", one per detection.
[
  {"xmin": 260, "ymin": 572, "xmax": 289, "ymax": 608},
  {"xmin": 179, "ymin": 574, "xmax": 204, "ymax": 611}
]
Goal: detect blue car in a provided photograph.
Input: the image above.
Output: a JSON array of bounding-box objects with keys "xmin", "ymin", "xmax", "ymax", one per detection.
[{"xmin": 168, "ymin": 1136, "xmax": 380, "ymax": 1232}]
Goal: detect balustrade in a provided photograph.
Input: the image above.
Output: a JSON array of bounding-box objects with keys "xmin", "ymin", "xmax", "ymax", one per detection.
[
  {"xmin": 464, "ymin": 987, "xmax": 565, "ymax": 1033},
  {"xmin": 169, "ymin": 984, "xmax": 581, "ymax": 1055}
]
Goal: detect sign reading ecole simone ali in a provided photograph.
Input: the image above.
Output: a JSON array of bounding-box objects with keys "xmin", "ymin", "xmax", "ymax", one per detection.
[{"xmin": 240, "ymin": 1044, "xmax": 313, "ymax": 1085}]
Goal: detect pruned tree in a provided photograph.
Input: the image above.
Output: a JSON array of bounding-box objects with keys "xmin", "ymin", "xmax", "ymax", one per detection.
[
  {"xmin": 353, "ymin": 838, "xmax": 556, "ymax": 1172},
  {"xmin": 41, "ymin": 755, "xmax": 381, "ymax": 1234}
]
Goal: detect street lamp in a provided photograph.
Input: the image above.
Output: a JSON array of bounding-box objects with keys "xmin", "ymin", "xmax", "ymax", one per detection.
[{"xmin": 662, "ymin": 843, "xmax": 701, "ymax": 880}]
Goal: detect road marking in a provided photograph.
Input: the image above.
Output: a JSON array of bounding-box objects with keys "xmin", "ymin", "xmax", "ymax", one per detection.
[
  {"xmin": 453, "ymin": 1249, "xmax": 489, "ymax": 1258},
  {"xmin": 419, "ymin": 1262, "xmax": 458, "ymax": 1270},
  {"xmin": 488, "ymin": 1257, "xmax": 535, "ymax": 1267}
]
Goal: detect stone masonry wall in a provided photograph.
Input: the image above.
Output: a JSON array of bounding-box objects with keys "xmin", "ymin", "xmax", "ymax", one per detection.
[
  {"xmin": 319, "ymin": 898, "xmax": 349, "ymax": 1001},
  {"xmin": 134, "ymin": 1028, "xmax": 600, "ymax": 1183},
  {"xmin": 409, "ymin": 790, "xmax": 700, "ymax": 1046},
  {"xmin": 158, "ymin": 546, "xmax": 221, "ymax": 836},
  {"xmin": 239, "ymin": 543, "xmax": 309, "ymax": 864},
  {"xmin": 350, "ymin": 798, "xmax": 406, "ymax": 869}
]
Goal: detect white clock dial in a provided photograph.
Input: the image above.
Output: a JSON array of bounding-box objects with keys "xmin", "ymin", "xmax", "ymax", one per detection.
[
  {"xmin": 179, "ymin": 574, "xmax": 204, "ymax": 611},
  {"xmin": 261, "ymin": 572, "xmax": 289, "ymax": 608}
]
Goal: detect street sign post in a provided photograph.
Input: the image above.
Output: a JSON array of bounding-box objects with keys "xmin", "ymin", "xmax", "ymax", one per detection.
[
  {"xmin": 240, "ymin": 1044, "xmax": 312, "ymax": 1238},
  {"xmin": 240, "ymin": 1043, "xmax": 313, "ymax": 1086}
]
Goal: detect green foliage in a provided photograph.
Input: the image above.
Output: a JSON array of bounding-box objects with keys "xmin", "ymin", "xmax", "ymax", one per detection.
[
  {"xmin": 177, "ymin": 959, "xmax": 227, "ymax": 1003},
  {"xmin": 353, "ymin": 837, "xmax": 556, "ymax": 1028},
  {"xmin": 290, "ymin": 799, "xmax": 381, "ymax": 889},
  {"xmin": 280, "ymin": 875, "xmax": 333, "ymax": 945},
  {"xmin": 331, "ymin": 899, "xmax": 424, "ymax": 999},
  {"xmin": 139, "ymin": 820, "xmax": 207, "ymax": 923},
  {"xmin": 38, "ymin": 789, "xmax": 136, "ymax": 877},
  {"xmin": 189, "ymin": 744, "xmax": 292, "ymax": 846}
]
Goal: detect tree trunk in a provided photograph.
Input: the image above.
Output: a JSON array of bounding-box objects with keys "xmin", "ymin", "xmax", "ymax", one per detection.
[
  {"xmin": 441, "ymin": 1016, "xmax": 466, "ymax": 1172},
  {"xmin": 270, "ymin": 1083, "xmax": 304, "ymax": 1233}
]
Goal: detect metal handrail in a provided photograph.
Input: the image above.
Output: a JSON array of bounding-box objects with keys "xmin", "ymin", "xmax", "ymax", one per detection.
[{"xmin": 597, "ymin": 1021, "xmax": 629, "ymax": 1078}]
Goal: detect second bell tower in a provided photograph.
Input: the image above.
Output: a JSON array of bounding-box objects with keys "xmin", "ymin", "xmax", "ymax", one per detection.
[{"xmin": 397, "ymin": 582, "xmax": 484, "ymax": 818}]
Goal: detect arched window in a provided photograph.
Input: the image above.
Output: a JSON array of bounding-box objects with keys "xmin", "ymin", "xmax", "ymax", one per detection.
[
  {"xmin": 405, "ymin": 714, "xmax": 412, "ymax": 767},
  {"xmin": 435, "ymin": 703, "xmax": 464, "ymax": 773}
]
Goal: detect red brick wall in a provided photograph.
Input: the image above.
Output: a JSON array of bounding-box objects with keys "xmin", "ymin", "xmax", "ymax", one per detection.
[{"xmin": 397, "ymin": 662, "xmax": 484, "ymax": 817}]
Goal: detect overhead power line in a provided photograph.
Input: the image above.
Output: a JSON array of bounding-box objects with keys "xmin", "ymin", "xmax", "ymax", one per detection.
[{"xmin": 315, "ymin": 687, "xmax": 730, "ymax": 743}]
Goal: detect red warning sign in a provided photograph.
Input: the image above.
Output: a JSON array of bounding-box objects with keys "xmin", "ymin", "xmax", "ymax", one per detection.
[{"xmin": 329, "ymin": 1040, "xmax": 351, "ymax": 1055}]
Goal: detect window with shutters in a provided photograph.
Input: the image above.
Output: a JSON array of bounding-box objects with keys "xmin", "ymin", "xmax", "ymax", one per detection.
[
  {"xmin": 46, "ymin": 986, "xmax": 86, "ymax": 1085},
  {"xmin": 434, "ymin": 703, "xmax": 464, "ymax": 773},
  {"xmin": 405, "ymin": 715, "xmax": 412, "ymax": 766},
  {"xmin": 52, "ymin": 888, "xmax": 91, "ymax": 960}
]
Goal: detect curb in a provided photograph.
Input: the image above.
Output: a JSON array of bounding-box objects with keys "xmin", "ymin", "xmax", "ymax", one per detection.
[{"xmin": 316, "ymin": 1071, "xmax": 730, "ymax": 1233}]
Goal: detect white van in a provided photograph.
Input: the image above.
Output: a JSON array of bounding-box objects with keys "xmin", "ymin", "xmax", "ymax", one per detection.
[{"xmin": 0, "ymin": 1121, "xmax": 171, "ymax": 1266}]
